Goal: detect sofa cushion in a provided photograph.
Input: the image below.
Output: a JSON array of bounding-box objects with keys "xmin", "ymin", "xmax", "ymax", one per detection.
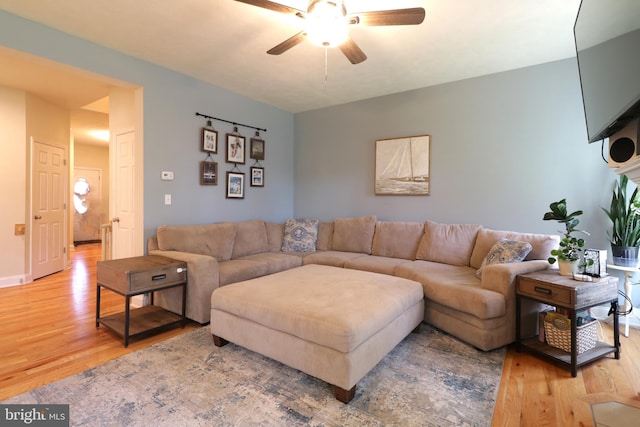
[
  {"xmin": 371, "ymin": 221, "xmax": 424, "ymax": 260},
  {"xmin": 416, "ymin": 221, "xmax": 481, "ymax": 266},
  {"xmin": 332, "ymin": 215, "xmax": 377, "ymax": 254},
  {"xmin": 469, "ymin": 228, "xmax": 560, "ymax": 269},
  {"xmin": 265, "ymin": 222, "xmax": 284, "ymax": 252},
  {"xmin": 316, "ymin": 222, "xmax": 334, "ymax": 251},
  {"xmin": 475, "ymin": 238, "xmax": 532, "ymax": 278},
  {"xmin": 281, "ymin": 218, "xmax": 319, "ymax": 252},
  {"xmin": 156, "ymin": 223, "xmax": 237, "ymax": 262},
  {"xmin": 238, "ymin": 252, "xmax": 303, "ymax": 274},
  {"xmin": 303, "ymin": 251, "xmax": 368, "ymax": 268},
  {"xmin": 344, "ymin": 255, "xmax": 412, "ymax": 276},
  {"xmin": 231, "ymin": 219, "xmax": 270, "ymax": 259},
  {"xmin": 218, "ymin": 259, "xmax": 270, "ymax": 286},
  {"xmin": 395, "ymin": 261, "xmax": 506, "ymax": 320}
]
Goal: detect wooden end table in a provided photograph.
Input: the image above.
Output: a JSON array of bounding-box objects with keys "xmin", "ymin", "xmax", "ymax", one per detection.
[
  {"xmin": 516, "ymin": 270, "xmax": 620, "ymax": 377},
  {"xmin": 96, "ymin": 255, "xmax": 187, "ymax": 347}
]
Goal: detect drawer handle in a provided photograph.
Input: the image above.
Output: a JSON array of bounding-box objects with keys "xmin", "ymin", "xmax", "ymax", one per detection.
[
  {"xmin": 152, "ymin": 274, "xmax": 167, "ymax": 281},
  {"xmin": 534, "ymin": 286, "xmax": 552, "ymax": 295}
]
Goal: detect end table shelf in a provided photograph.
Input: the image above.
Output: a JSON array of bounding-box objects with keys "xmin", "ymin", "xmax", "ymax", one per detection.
[
  {"xmin": 98, "ymin": 305, "xmax": 183, "ymax": 339},
  {"xmin": 516, "ymin": 270, "xmax": 620, "ymax": 377}
]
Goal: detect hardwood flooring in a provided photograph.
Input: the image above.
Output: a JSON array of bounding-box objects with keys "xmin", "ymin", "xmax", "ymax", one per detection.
[{"xmin": 1, "ymin": 243, "xmax": 639, "ymax": 426}]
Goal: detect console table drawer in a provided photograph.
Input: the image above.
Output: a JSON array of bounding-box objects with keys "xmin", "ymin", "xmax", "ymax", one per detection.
[{"xmin": 518, "ymin": 278, "xmax": 571, "ymax": 305}]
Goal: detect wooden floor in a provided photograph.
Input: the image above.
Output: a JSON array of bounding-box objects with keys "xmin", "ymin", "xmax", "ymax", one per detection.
[{"xmin": 1, "ymin": 244, "xmax": 639, "ymax": 426}]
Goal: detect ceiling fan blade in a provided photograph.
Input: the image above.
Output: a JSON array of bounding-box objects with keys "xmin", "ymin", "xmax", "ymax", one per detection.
[
  {"xmin": 339, "ymin": 38, "xmax": 367, "ymax": 64},
  {"xmin": 352, "ymin": 8, "xmax": 426, "ymax": 26},
  {"xmin": 267, "ymin": 31, "xmax": 307, "ymax": 55},
  {"xmin": 234, "ymin": 0, "xmax": 304, "ymax": 16}
]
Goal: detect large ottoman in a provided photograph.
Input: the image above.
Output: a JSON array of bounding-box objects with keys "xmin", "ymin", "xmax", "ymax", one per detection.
[{"xmin": 210, "ymin": 264, "xmax": 425, "ymax": 403}]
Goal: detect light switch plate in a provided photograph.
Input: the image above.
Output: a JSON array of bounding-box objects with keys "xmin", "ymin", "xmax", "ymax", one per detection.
[
  {"xmin": 161, "ymin": 171, "xmax": 174, "ymax": 180},
  {"xmin": 164, "ymin": 194, "xmax": 172, "ymax": 205}
]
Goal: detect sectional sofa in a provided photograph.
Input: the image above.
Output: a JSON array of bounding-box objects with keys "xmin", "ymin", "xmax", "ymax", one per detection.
[{"xmin": 147, "ymin": 215, "xmax": 559, "ymax": 351}]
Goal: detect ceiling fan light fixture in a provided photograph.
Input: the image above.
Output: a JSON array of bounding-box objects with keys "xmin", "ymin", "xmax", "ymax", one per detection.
[{"xmin": 305, "ymin": 0, "xmax": 348, "ymax": 47}]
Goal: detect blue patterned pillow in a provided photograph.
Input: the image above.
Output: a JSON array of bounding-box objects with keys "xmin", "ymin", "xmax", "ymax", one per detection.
[
  {"xmin": 476, "ymin": 238, "xmax": 532, "ymax": 278},
  {"xmin": 281, "ymin": 219, "xmax": 319, "ymax": 252}
]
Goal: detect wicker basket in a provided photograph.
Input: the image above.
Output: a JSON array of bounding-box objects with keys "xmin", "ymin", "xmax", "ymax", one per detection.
[{"xmin": 544, "ymin": 315, "xmax": 597, "ymax": 354}]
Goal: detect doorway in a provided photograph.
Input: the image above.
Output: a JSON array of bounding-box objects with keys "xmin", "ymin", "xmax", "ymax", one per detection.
[
  {"xmin": 31, "ymin": 139, "xmax": 66, "ymax": 280},
  {"xmin": 73, "ymin": 167, "xmax": 103, "ymax": 245}
]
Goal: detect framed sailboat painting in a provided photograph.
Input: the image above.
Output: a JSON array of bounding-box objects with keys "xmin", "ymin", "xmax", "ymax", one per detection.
[{"xmin": 375, "ymin": 135, "xmax": 430, "ymax": 195}]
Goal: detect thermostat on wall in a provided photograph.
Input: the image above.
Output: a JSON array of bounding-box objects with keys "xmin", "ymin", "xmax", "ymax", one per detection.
[{"xmin": 161, "ymin": 171, "xmax": 174, "ymax": 181}]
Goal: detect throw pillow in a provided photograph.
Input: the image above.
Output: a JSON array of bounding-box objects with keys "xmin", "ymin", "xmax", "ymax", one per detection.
[
  {"xmin": 476, "ymin": 238, "xmax": 533, "ymax": 278},
  {"xmin": 281, "ymin": 219, "xmax": 319, "ymax": 252}
]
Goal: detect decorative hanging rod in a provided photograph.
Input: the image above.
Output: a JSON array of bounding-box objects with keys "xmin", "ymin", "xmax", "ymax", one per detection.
[{"xmin": 195, "ymin": 112, "xmax": 267, "ymax": 133}]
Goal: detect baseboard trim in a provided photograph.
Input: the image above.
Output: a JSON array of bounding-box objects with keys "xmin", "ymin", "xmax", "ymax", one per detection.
[{"xmin": 0, "ymin": 274, "xmax": 30, "ymax": 289}]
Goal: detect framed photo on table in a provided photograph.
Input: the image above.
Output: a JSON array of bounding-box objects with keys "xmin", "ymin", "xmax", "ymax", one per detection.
[
  {"xmin": 226, "ymin": 171, "xmax": 245, "ymax": 199},
  {"xmin": 250, "ymin": 167, "xmax": 264, "ymax": 187},
  {"xmin": 202, "ymin": 128, "xmax": 218, "ymax": 153},
  {"xmin": 226, "ymin": 134, "xmax": 245, "ymax": 164}
]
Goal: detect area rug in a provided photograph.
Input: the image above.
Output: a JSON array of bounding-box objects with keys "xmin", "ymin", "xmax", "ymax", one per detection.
[{"xmin": 4, "ymin": 325, "xmax": 505, "ymax": 426}]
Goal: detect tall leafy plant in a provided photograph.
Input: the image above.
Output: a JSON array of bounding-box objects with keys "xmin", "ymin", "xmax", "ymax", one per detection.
[{"xmin": 602, "ymin": 174, "xmax": 640, "ymax": 247}]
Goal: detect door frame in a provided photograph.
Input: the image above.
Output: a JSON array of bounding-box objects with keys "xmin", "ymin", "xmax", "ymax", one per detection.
[{"xmin": 29, "ymin": 137, "xmax": 68, "ymax": 282}]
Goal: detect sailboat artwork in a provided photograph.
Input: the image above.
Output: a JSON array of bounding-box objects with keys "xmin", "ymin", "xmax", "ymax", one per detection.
[{"xmin": 375, "ymin": 135, "xmax": 430, "ymax": 195}]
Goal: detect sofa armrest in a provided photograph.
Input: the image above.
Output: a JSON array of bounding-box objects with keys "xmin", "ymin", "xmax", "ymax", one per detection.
[
  {"xmin": 148, "ymin": 236, "xmax": 159, "ymax": 252},
  {"xmin": 480, "ymin": 260, "xmax": 550, "ymax": 296},
  {"xmin": 149, "ymin": 249, "xmax": 220, "ymax": 324}
]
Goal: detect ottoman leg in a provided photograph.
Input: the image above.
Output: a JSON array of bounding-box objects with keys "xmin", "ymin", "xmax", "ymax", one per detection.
[
  {"xmin": 334, "ymin": 385, "xmax": 356, "ymax": 404},
  {"xmin": 212, "ymin": 334, "xmax": 229, "ymax": 347}
]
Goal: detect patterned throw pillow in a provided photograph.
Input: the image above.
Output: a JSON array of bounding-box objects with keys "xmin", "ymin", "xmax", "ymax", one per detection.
[
  {"xmin": 281, "ymin": 219, "xmax": 319, "ymax": 252},
  {"xmin": 476, "ymin": 238, "xmax": 532, "ymax": 278}
]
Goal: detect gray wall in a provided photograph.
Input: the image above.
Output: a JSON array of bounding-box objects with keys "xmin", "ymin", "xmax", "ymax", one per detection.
[{"xmin": 294, "ymin": 59, "xmax": 617, "ymax": 257}]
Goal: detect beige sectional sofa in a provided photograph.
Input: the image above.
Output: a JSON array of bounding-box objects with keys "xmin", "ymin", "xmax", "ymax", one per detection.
[{"xmin": 147, "ymin": 215, "xmax": 559, "ymax": 351}]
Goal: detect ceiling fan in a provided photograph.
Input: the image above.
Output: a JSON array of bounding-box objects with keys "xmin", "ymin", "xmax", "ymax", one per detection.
[{"xmin": 234, "ymin": 0, "xmax": 426, "ymax": 64}]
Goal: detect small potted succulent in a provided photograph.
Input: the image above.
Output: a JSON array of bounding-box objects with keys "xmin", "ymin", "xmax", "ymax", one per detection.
[{"xmin": 543, "ymin": 198, "xmax": 591, "ymax": 276}]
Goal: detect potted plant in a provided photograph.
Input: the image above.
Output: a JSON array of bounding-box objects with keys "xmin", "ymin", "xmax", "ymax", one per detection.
[
  {"xmin": 543, "ymin": 198, "xmax": 590, "ymax": 276},
  {"xmin": 602, "ymin": 174, "xmax": 640, "ymax": 267}
]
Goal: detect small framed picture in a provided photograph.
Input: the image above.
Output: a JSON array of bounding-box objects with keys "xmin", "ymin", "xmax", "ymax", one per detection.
[
  {"xmin": 250, "ymin": 166, "xmax": 264, "ymax": 187},
  {"xmin": 226, "ymin": 171, "xmax": 245, "ymax": 199},
  {"xmin": 200, "ymin": 161, "xmax": 217, "ymax": 185},
  {"xmin": 250, "ymin": 138, "xmax": 265, "ymax": 160},
  {"xmin": 202, "ymin": 128, "xmax": 218, "ymax": 153},
  {"xmin": 226, "ymin": 134, "xmax": 246, "ymax": 164}
]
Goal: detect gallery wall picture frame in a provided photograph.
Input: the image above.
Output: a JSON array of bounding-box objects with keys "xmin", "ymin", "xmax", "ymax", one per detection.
[
  {"xmin": 226, "ymin": 171, "xmax": 245, "ymax": 199},
  {"xmin": 200, "ymin": 161, "xmax": 217, "ymax": 185},
  {"xmin": 202, "ymin": 128, "xmax": 218, "ymax": 153},
  {"xmin": 226, "ymin": 133, "xmax": 246, "ymax": 164},
  {"xmin": 250, "ymin": 166, "xmax": 264, "ymax": 187},
  {"xmin": 250, "ymin": 138, "xmax": 265, "ymax": 160},
  {"xmin": 375, "ymin": 135, "xmax": 430, "ymax": 196}
]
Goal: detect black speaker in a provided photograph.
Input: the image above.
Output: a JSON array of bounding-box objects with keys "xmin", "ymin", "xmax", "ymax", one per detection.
[{"xmin": 609, "ymin": 119, "xmax": 640, "ymax": 167}]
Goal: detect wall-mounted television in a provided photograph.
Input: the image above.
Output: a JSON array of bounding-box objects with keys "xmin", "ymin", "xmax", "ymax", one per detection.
[{"xmin": 574, "ymin": 0, "xmax": 640, "ymax": 143}]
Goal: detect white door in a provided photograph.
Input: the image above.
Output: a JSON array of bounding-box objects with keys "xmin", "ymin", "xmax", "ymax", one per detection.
[
  {"xmin": 73, "ymin": 167, "xmax": 102, "ymax": 243},
  {"xmin": 112, "ymin": 130, "xmax": 136, "ymax": 259},
  {"xmin": 32, "ymin": 140, "xmax": 66, "ymax": 280}
]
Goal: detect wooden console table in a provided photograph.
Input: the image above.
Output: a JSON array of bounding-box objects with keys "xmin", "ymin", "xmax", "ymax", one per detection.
[
  {"xmin": 516, "ymin": 270, "xmax": 620, "ymax": 377},
  {"xmin": 96, "ymin": 255, "xmax": 187, "ymax": 347}
]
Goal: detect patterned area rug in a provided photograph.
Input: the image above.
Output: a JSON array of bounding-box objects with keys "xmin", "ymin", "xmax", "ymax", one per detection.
[{"xmin": 4, "ymin": 325, "xmax": 505, "ymax": 426}]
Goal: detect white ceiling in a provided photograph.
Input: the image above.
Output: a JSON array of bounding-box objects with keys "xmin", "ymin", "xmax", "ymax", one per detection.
[{"xmin": 0, "ymin": 0, "xmax": 585, "ymax": 142}]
